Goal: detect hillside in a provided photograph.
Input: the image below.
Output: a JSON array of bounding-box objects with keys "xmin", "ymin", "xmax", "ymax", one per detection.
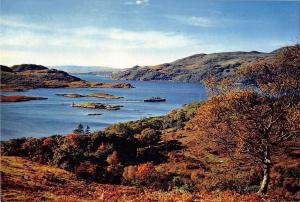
[
  {"xmin": 0, "ymin": 64, "xmax": 133, "ymax": 91},
  {"xmin": 2, "ymin": 98, "xmax": 298, "ymax": 201},
  {"xmin": 111, "ymin": 51, "xmax": 271, "ymax": 82},
  {"xmin": 2, "ymin": 104, "xmax": 298, "ymax": 201},
  {"xmin": 1, "ymin": 156, "xmax": 195, "ymax": 202}
]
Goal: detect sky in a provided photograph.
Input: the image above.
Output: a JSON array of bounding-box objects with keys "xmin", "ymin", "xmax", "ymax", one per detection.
[{"xmin": 0, "ymin": 0, "xmax": 299, "ymax": 68}]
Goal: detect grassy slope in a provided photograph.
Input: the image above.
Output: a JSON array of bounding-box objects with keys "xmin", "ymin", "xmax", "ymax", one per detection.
[
  {"xmin": 2, "ymin": 156, "xmax": 289, "ymax": 202},
  {"xmin": 1, "ymin": 156, "xmax": 195, "ymax": 202}
]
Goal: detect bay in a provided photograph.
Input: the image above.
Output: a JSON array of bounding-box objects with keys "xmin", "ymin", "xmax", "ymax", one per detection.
[{"xmin": 0, "ymin": 75, "xmax": 206, "ymax": 140}]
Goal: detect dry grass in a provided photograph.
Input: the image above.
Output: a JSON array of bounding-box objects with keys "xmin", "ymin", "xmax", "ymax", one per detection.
[
  {"xmin": 0, "ymin": 156, "xmax": 195, "ymax": 202},
  {"xmin": 1, "ymin": 150, "xmax": 296, "ymax": 201}
]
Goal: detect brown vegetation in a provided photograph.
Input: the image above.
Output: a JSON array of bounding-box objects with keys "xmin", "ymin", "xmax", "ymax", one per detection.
[{"xmin": 193, "ymin": 44, "xmax": 300, "ymax": 193}]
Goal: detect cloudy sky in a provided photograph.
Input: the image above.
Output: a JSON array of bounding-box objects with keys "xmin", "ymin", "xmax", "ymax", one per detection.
[{"xmin": 0, "ymin": 0, "xmax": 299, "ymax": 68}]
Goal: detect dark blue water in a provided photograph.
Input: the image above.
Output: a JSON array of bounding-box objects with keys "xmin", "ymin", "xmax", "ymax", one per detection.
[{"xmin": 0, "ymin": 75, "xmax": 206, "ymax": 140}]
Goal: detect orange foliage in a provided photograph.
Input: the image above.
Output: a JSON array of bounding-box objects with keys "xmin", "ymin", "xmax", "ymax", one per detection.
[
  {"xmin": 136, "ymin": 162, "xmax": 157, "ymax": 181},
  {"xmin": 238, "ymin": 44, "xmax": 300, "ymax": 96},
  {"xmin": 75, "ymin": 161, "xmax": 97, "ymax": 176},
  {"xmin": 65, "ymin": 133, "xmax": 80, "ymax": 146},
  {"xmin": 98, "ymin": 143, "xmax": 106, "ymax": 152},
  {"xmin": 42, "ymin": 137, "xmax": 55, "ymax": 146},
  {"xmin": 106, "ymin": 151, "xmax": 119, "ymax": 165},
  {"xmin": 122, "ymin": 165, "xmax": 137, "ymax": 182},
  {"xmin": 193, "ymin": 45, "xmax": 300, "ymax": 194}
]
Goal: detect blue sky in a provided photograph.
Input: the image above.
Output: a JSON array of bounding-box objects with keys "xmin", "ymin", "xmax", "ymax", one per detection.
[{"xmin": 0, "ymin": 0, "xmax": 299, "ymax": 68}]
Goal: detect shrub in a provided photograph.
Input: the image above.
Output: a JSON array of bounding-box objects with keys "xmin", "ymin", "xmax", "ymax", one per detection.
[
  {"xmin": 65, "ymin": 133, "xmax": 80, "ymax": 147},
  {"xmin": 284, "ymin": 163, "xmax": 300, "ymax": 178},
  {"xmin": 190, "ymin": 170, "xmax": 205, "ymax": 183},
  {"xmin": 170, "ymin": 176, "xmax": 194, "ymax": 192},
  {"xmin": 122, "ymin": 165, "xmax": 138, "ymax": 183},
  {"xmin": 74, "ymin": 161, "xmax": 97, "ymax": 180},
  {"xmin": 122, "ymin": 163, "xmax": 158, "ymax": 186},
  {"xmin": 106, "ymin": 151, "xmax": 119, "ymax": 165},
  {"xmin": 104, "ymin": 123, "xmax": 134, "ymax": 139},
  {"xmin": 175, "ymin": 111, "xmax": 186, "ymax": 130},
  {"xmin": 43, "ymin": 137, "xmax": 55, "ymax": 146},
  {"xmin": 135, "ymin": 128, "xmax": 160, "ymax": 145}
]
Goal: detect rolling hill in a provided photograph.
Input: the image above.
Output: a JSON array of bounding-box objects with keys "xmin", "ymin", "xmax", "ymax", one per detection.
[{"xmin": 111, "ymin": 50, "xmax": 272, "ymax": 82}]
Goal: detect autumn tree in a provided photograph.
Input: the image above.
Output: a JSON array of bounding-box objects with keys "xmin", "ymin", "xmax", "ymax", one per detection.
[{"xmin": 194, "ymin": 45, "xmax": 300, "ymax": 193}]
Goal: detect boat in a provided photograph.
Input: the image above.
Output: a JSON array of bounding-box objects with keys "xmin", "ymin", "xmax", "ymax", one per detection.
[{"xmin": 144, "ymin": 97, "xmax": 166, "ymax": 102}]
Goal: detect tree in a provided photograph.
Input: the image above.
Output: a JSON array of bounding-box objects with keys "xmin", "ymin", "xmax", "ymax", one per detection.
[
  {"xmin": 135, "ymin": 128, "xmax": 160, "ymax": 145},
  {"xmin": 73, "ymin": 123, "xmax": 84, "ymax": 134},
  {"xmin": 193, "ymin": 45, "xmax": 300, "ymax": 193},
  {"xmin": 175, "ymin": 111, "xmax": 186, "ymax": 129},
  {"xmin": 105, "ymin": 123, "xmax": 133, "ymax": 139},
  {"xmin": 106, "ymin": 151, "xmax": 119, "ymax": 165},
  {"xmin": 85, "ymin": 125, "xmax": 91, "ymax": 134}
]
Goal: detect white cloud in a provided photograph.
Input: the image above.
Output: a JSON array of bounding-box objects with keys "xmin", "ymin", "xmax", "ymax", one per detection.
[
  {"xmin": 124, "ymin": 0, "xmax": 149, "ymax": 6},
  {"xmin": 0, "ymin": 17, "xmax": 47, "ymax": 30},
  {"xmin": 0, "ymin": 17, "xmax": 201, "ymax": 67},
  {"xmin": 0, "ymin": 25, "xmax": 196, "ymax": 50},
  {"xmin": 167, "ymin": 15, "xmax": 216, "ymax": 27},
  {"xmin": 0, "ymin": 17, "xmax": 292, "ymax": 68},
  {"xmin": 136, "ymin": 0, "xmax": 148, "ymax": 5}
]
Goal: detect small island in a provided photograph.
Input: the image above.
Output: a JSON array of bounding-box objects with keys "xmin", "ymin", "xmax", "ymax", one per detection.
[
  {"xmin": 86, "ymin": 92, "xmax": 124, "ymax": 99},
  {"xmin": 0, "ymin": 95, "xmax": 48, "ymax": 102},
  {"xmin": 72, "ymin": 102, "xmax": 123, "ymax": 110},
  {"xmin": 56, "ymin": 92, "xmax": 123, "ymax": 99},
  {"xmin": 0, "ymin": 64, "xmax": 134, "ymax": 92},
  {"xmin": 56, "ymin": 93, "xmax": 84, "ymax": 98}
]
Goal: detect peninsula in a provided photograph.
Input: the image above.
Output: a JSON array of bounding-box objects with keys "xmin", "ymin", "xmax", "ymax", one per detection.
[
  {"xmin": 0, "ymin": 64, "xmax": 133, "ymax": 92},
  {"xmin": 0, "ymin": 95, "xmax": 48, "ymax": 102}
]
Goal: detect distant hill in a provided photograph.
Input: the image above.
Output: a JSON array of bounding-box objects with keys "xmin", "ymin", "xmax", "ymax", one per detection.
[
  {"xmin": 0, "ymin": 64, "xmax": 133, "ymax": 91},
  {"xmin": 112, "ymin": 50, "xmax": 273, "ymax": 83},
  {"xmin": 0, "ymin": 65, "xmax": 13, "ymax": 72},
  {"xmin": 11, "ymin": 64, "xmax": 49, "ymax": 71},
  {"xmin": 51, "ymin": 65, "xmax": 122, "ymax": 75}
]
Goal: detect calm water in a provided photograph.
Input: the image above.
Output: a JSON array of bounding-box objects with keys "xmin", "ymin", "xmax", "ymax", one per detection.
[{"xmin": 0, "ymin": 75, "xmax": 206, "ymax": 140}]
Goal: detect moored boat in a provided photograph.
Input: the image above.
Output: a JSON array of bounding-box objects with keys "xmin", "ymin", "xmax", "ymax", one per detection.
[{"xmin": 144, "ymin": 97, "xmax": 166, "ymax": 102}]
